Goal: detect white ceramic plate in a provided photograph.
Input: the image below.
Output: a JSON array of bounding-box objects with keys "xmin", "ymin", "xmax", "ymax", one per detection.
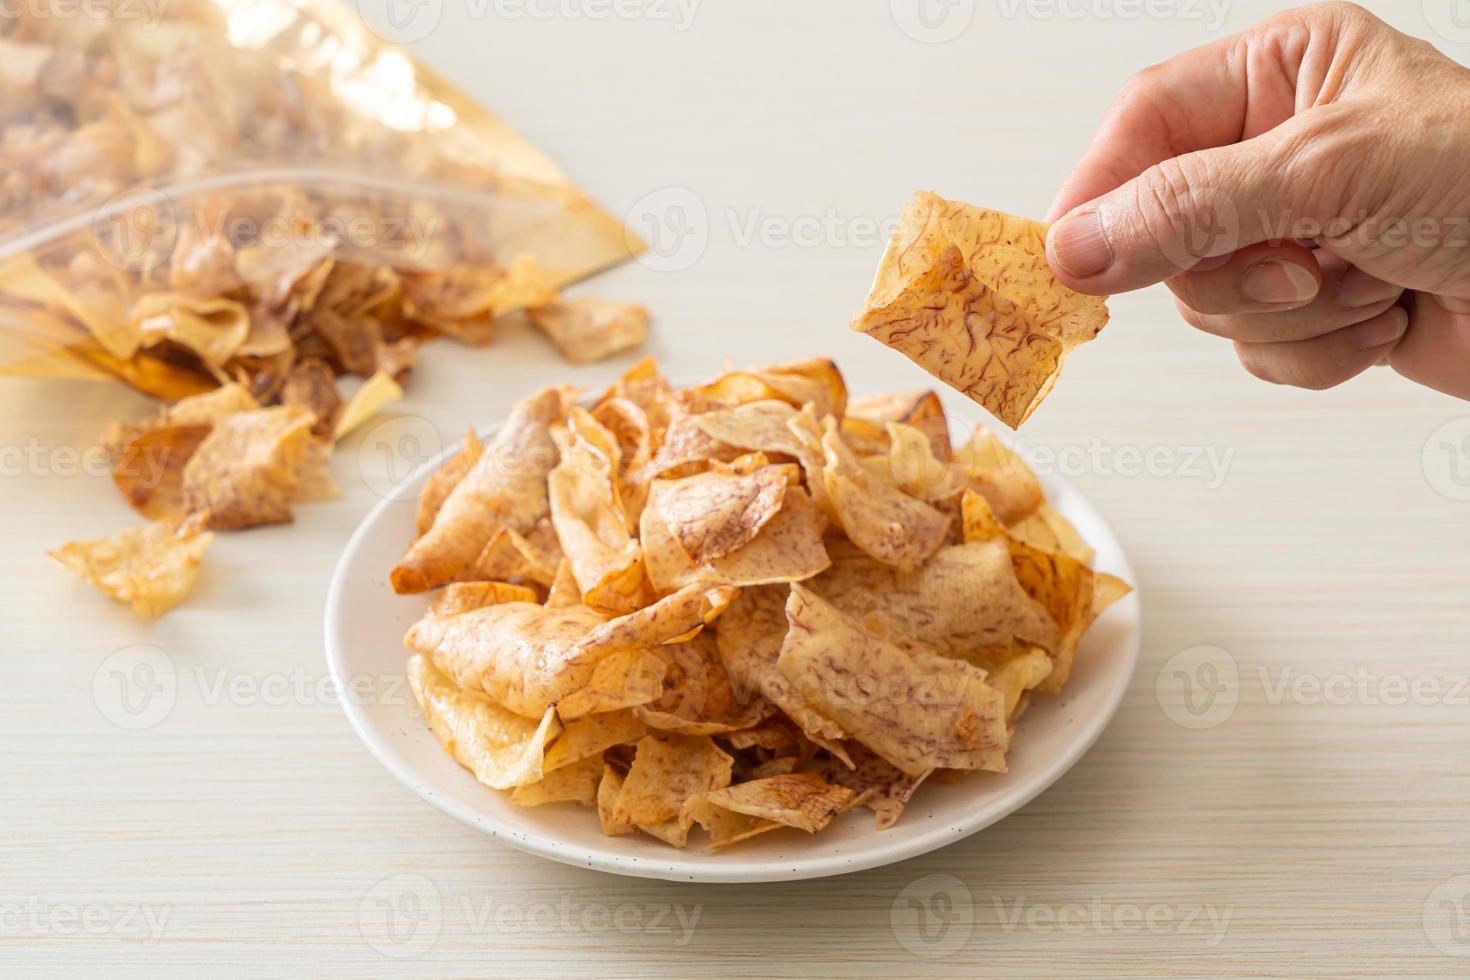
[{"xmin": 325, "ymin": 408, "xmax": 1141, "ymax": 883}]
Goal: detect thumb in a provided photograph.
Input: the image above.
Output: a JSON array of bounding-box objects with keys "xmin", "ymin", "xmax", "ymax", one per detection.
[{"xmin": 1046, "ymin": 125, "xmax": 1309, "ymax": 295}]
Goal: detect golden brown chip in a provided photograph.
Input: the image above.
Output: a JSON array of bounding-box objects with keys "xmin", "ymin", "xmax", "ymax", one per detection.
[
  {"xmin": 510, "ymin": 753, "xmax": 602, "ymax": 807},
  {"xmin": 401, "ymin": 256, "xmax": 557, "ymax": 345},
  {"xmin": 713, "ymin": 585, "xmax": 852, "ymax": 765},
  {"xmin": 809, "ymin": 539, "xmax": 1058, "ymax": 660},
  {"xmin": 819, "ymin": 420, "xmax": 951, "ymax": 571},
  {"xmin": 597, "ymin": 765, "xmax": 636, "ymax": 836},
  {"xmin": 844, "ymin": 390, "xmax": 951, "ymax": 459},
  {"xmin": 416, "ymin": 428, "xmax": 484, "ymax": 537},
  {"xmin": 686, "ymin": 358, "xmax": 847, "ymax": 420},
  {"xmin": 428, "ymin": 581, "xmax": 540, "ymax": 618},
  {"xmin": 407, "ymin": 654, "xmax": 560, "ymax": 790},
  {"xmin": 851, "ymin": 192, "xmax": 1110, "ymax": 428},
  {"xmin": 684, "ymin": 798, "xmax": 781, "ymax": 851},
  {"xmin": 180, "ymin": 406, "xmax": 318, "ymax": 529},
  {"xmin": 868, "ymin": 421, "xmax": 965, "ymax": 502},
  {"xmin": 132, "ymin": 293, "xmax": 251, "ymax": 367},
  {"xmin": 545, "ymin": 710, "xmax": 648, "ymax": 773},
  {"xmin": 651, "ymin": 465, "xmax": 789, "ymax": 566},
  {"xmin": 530, "ymin": 299, "xmax": 648, "ymax": 364},
  {"xmin": 978, "ymin": 645, "xmax": 1054, "ymax": 719},
  {"xmin": 612, "ymin": 735, "xmax": 733, "ymax": 828},
  {"xmin": 393, "ymin": 386, "xmax": 569, "ymax": 593},
  {"xmin": 49, "ymin": 516, "xmax": 212, "ymax": 618},
  {"xmin": 1008, "ymin": 504, "xmax": 1095, "ymax": 565},
  {"xmin": 820, "ymin": 743, "xmax": 930, "ymax": 830},
  {"xmin": 279, "ymin": 358, "xmax": 342, "ymax": 437},
  {"xmin": 695, "ymin": 771, "xmax": 855, "ymax": 834},
  {"xmin": 554, "ymin": 649, "xmax": 667, "ymax": 721},
  {"xmin": 112, "ymin": 422, "xmax": 212, "ymax": 520},
  {"xmin": 547, "ymin": 407, "xmax": 645, "ymax": 613},
  {"xmin": 954, "ymin": 427, "xmax": 1044, "ymax": 525},
  {"xmin": 777, "ymin": 585, "xmax": 1008, "ymax": 777},
  {"xmin": 332, "ymin": 371, "xmax": 403, "ymax": 441}
]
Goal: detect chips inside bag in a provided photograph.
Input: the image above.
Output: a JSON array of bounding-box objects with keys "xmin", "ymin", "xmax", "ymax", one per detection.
[{"xmin": 0, "ymin": 0, "xmax": 642, "ymax": 396}]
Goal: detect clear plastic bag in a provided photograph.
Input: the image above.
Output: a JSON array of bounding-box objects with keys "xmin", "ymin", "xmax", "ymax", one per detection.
[{"xmin": 0, "ymin": 0, "xmax": 638, "ymax": 397}]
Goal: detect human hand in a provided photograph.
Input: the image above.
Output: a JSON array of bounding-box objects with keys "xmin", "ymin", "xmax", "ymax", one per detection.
[{"xmin": 1044, "ymin": 2, "xmax": 1470, "ymax": 398}]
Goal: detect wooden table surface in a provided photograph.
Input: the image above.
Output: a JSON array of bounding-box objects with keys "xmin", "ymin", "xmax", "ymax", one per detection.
[{"xmin": 4, "ymin": 1, "xmax": 1468, "ymax": 975}]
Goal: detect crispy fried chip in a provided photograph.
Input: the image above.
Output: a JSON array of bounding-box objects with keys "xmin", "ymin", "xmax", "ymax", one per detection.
[
  {"xmin": 820, "ymin": 744, "xmax": 929, "ymax": 830},
  {"xmin": 777, "ymin": 585, "xmax": 1008, "ymax": 777},
  {"xmin": 544, "ymin": 710, "xmax": 648, "ymax": 773},
  {"xmin": 112, "ymin": 422, "xmax": 212, "ymax": 520},
  {"xmin": 180, "ymin": 406, "xmax": 318, "ymax": 529},
  {"xmin": 547, "ymin": 407, "xmax": 645, "ymax": 614},
  {"xmin": 510, "ymin": 754, "xmax": 602, "ymax": 807},
  {"xmin": 868, "ymin": 421, "xmax": 966, "ymax": 502},
  {"xmin": 332, "ymin": 371, "xmax": 403, "ymax": 441},
  {"xmin": 695, "ymin": 771, "xmax": 855, "ymax": 834},
  {"xmin": 597, "ymin": 765, "xmax": 636, "ymax": 836},
  {"xmin": 1008, "ymin": 504, "xmax": 1095, "ymax": 565},
  {"xmin": 851, "ymin": 192, "xmax": 1110, "ymax": 428},
  {"xmin": 416, "ymin": 428, "xmax": 483, "ymax": 537},
  {"xmin": 49, "ymin": 516, "xmax": 212, "ymax": 618},
  {"xmin": 132, "ymin": 293, "xmax": 251, "ymax": 367},
  {"xmin": 408, "ymin": 654, "xmax": 560, "ymax": 790},
  {"xmin": 554, "ymin": 649, "xmax": 667, "ymax": 720},
  {"xmin": 954, "ymin": 427, "xmax": 1044, "ymax": 525},
  {"xmin": 651, "ymin": 465, "xmax": 788, "ymax": 566},
  {"xmin": 280, "ymin": 358, "xmax": 342, "ymax": 437},
  {"xmin": 393, "ymin": 386, "xmax": 569, "ymax": 593},
  {"xmin": 429, "ymin": 581, "xmax": 540, "ymax": 618},
  {"xmin": 684, "ymin": 798, "xmax": 781, "ymax": 851},
  {"xmin": 810, "ymin": 539, "xmax": 1058, "ymax": 661},
  {"xmin": 530, "ymin": 299, "xmax": 648, "ymax": 364},
  {"xmin": 613, "ymin": 735, "xmax": 733, "ymax": 828},
  {"xmin": 844, "ymin": 390, "xmax": 951, "ymax": 459},
  {"xmin": 714, "ymin": 585, "xmax": 852, "ymax": 765},
  {"xmin": 687, "ymin": 358, "xmax": 847, "ymax": 420},
  {"xmin": 820, "ymin": 419, "xmax": 950, "ymax": 571}
]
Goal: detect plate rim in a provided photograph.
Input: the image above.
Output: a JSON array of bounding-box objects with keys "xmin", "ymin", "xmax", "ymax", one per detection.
[{"xmin": 325, "ymin": 404, "xmax": 1142, "ymax": 883}]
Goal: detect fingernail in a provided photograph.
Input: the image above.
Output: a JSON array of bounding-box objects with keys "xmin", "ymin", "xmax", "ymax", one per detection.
[
  {"xmin": 1241, "ymin": 261, "xmax": 1318, "ymax": 305},
  {"xmin": 1050, "ymin": 211, "xmax": 1113, "ymax": 278},
  {"xmin": 1354, "ymin": 307, "xmax": 1409, "ymax": 350},
  {"xmin": 1338, "ymin": 266, "xmax": 1401, "ymax": 309}
]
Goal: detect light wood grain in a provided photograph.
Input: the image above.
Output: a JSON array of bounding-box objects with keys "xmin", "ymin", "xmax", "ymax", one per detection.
[{"xmin": 3, "ymin": 1, "xmax": 1469, "ymax": 975}]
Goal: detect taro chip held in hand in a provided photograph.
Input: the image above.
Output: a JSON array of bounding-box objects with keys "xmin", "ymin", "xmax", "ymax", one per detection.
[{"xmin": 851, "ymin": 191, "xmax": 1110, "ymax": 428}]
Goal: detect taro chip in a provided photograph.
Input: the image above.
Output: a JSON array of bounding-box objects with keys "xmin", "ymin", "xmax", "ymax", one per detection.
[
  {"xmin": 684, "ymin": 798, "xmax": 781, "ymax": 851},
  {"xmin": 544, "ymin": 710, "xmax": 648, "ymax": 773},
  {"xmin": 701, "ymin": 486, "xmax": 830, "ymax": 587},
  {"xmin": 408, "ymin": 654, "xmax": 560, "ymax": 790},
  {"xmin": 510, "ymin": 753, "xmax": 602, "ymax": 807},
  {"xmin": 547, "ymin": 407, "xmax": 646, "ymax": 614},
  {"xmin": 954, "ymin": 427, "xmax": 1044, "ymax": 525},
  {"xmin": 416, "ymin": 428, "xmax": 483, "ymax": 537},
  {"xmin": 820, "ymin": 743, "xmax": 929, "ymax": 830},
  {"xmin": 651, "ymin": 465, "xmax": 788, "ymax": 566},
  {"xmin": 612, "ymin": 735, "xmax": 733, "ymax": 828},
  {"xmin": 869, "ymin": 422, "xmax": 965, "ymax": 502},
  {"xmin": 393, "ymin": 386, "xmax": 568, "ymax": 593},
  {"xmin": 844, "ymin": 390, "xmax": 951, "ymax": 459},
  {"xmin": 132, "ymin": 293, "xmax": 251, "ymax": 367},
  {"xmin": 546, "ymin": 559, "xmax": 582, "ymax": 607},
  {"xmin": 429, "ymin": 581, "xmax": 540, "ymax": 618},
  {"xmin": 713, "ymin": 585, "xmax": 852, "ymax": 765},
  {"xmin": 689, "ymin": 400, "xmax": 806, "ymax": 459},
  {"xmin": 776, "ymin": 585, "xmax": 1008, "ymax": 777},
  {"xmin": 978, "ymin": 645, "xmax": 1054, "ymax": 718},
  {"xmin": 686, "ymin": 358, "xmax": 847, "ymax": 419},
  {"xmin": 695, "ymin": 771, "xmax": 855, "ymax": 834},
  {"xmin": 49, "ymin": 516, "xmax": 212, "ymax": 618},
  {"xmin": 554, "ymin": 649, "xmax": 667, "ymax": 721},
  {"xmin": 597, "ymin": 765, "xmax": 635, "ymax": 836},
  {"xmin": 280, "ymin": 358, "xmax": 342, "ymax": 437},
  {"xmin": 852, "ymin": 192, "xmax": 1110, "ymax": 428},
  {"xmin": 332, "ymin": 371, "xmax": 403, "ymax": 441},
  {"xmin": 112, "ymin": 422, "xmax": 212, "ymax": 520},
  {"xmin": 530, "ymin": 299, "xmax": 648, "ymax": 364},
  {"xmin": 819, "ymin": 420, "xmax": 950, "ymax": 571},
  {"xmin": 1008, "ymin": 504, "xmax": 1095, "ymax": 565},
  {"xmin": 180, "ymin": 406, "xmax": 317, "ymax": 529}
]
